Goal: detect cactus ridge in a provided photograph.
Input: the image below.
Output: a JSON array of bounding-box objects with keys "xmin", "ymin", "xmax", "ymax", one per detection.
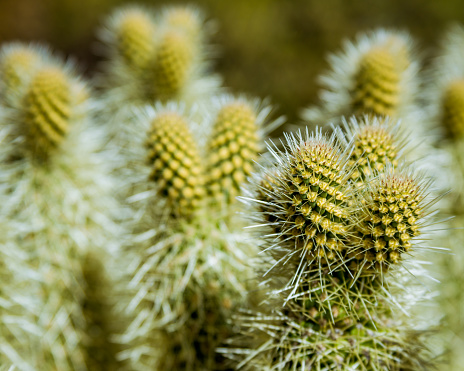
[
  {"xmin": 146, "ymin": 112, "xmax": 205, "ymax": 216},
  {"xmin": 207, "ymin": 101, "xmax": 260, "ymax": 202},
  {"xmin": 24, "ymin": 67, "xmax": 71, "ymax": 159}
]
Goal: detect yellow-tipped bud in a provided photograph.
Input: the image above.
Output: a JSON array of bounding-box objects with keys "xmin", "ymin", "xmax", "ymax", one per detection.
[
  {"xmin": 441, "ymin": 79, "xmax": 464, "ymax": 139},
  {"xmin": 351, "ymin": 46, "xmax": 406, "ymax": 117},
  {"xmin": 346, "ymin": 117, "xmax": 399, "ymax": 184},
  {"xmin": 258, "ymin": 131, "xmax": 351, "ymax": 262},
  {"xmin": 146, "ymin": 112, "xmax": 205, "ymax": 217},
  {"xmin": 23, "ymin": 67, "xmax": 72, "ymax": 160},
  {"xmin": 151, "ymin": 30, "xmax": 194, "ymax": 101},
  {"xmin": 116, "ymin": 10, "xmax": 156, "ymax": 72},
  {"xmin": 207, "ymin": 101, "xmax": 260, "ymax": 202},
  {"xmin": 353, "ymin": 171, "xmax": 424, "ymax": 270}
]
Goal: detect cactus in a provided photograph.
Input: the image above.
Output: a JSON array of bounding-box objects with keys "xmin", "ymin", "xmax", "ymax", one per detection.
[
  {"xmin": 117, "ymin": 103, "xmax": 265, "ymax": 370},
  {"xmin": 206, "ymin": 97, "xmax": 274, "ymax": 203},
  {"xmin": 149, "ymin": 30, "xmax": 194, "ymax": 102},
  {"xmin": 0, "ymin": 45, "xmax": 124, "ymax": 370},
  {"xmin": 441, "ymin": 79, "xmax": 464, "ymax": 139},
  {"xmin": 223, "ymin": 127, "xmax": 439, "ymax": 370},
  {"xmin": 302, "ymin": 29, "xmax": 419, "ymax": 126},
  {"xmin": 342, "ymin": 116, "xmax": 402, "ymax": 185},
  {"xmin": 146, "ymin": 111, "xmax": 206, "ymax": 217}
]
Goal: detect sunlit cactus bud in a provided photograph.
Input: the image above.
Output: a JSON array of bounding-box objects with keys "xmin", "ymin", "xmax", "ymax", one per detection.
[
  {"xmin": 116, "ymin": 8, "xmax": 156, "ymax": 72},
  {"xmin": 350, "ymin": 168, "xmax": 433, "ymax": 272},
  {"xmin": 150, "ymin": 30, "xmax": 194, "ymax": 101},
  {"xmin": 256, "ymin": 129, "xmax": 352, "ymax": 266},
  {"xmin": 342, "ymin": 116, "xmax": 402, "ymax": 185},
  {"xmin": 207, "ymin": 99, "xmax": 261, "ymax": 202},
  {"xmin": 302, "ymin": 29, "xmax": 419, "ymax": 126},
  {"xmin": 441, "ymin": 79, "xmax": 464, "ymax": 139},
  {"xmin": 146, "ymin": 111, "xmax": 205, "ymax": 216},
  {"xmin": 22, "ymin": 67, "xmax": 72, "ymax": 160},
  {"xmin": 0, "ymin": 43, "xmax": 41, "ymax": 105}
]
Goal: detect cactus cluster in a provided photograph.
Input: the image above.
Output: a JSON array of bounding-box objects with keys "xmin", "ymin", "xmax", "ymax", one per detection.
[
  {"xmin": 0, "ymin": 4, "xmax": 459, "ymax": 371},
  {"xmin": 223, "ymin": 119, "xmax": 437, "ymax": 370}
]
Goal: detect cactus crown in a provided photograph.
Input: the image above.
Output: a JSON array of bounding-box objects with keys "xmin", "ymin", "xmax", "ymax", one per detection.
[
  {"xmin": 257, "ymin": 129, "xmax": 353, "ymax": 266},
  {"xmin": 441, "ymin": 79, "xmax": 464, "ymax": 139},
  {"xmin": 116, "ymin": 9, "xmax": 156, "ymax": 72},
  {"xmin": 349, "ymin": 168, "xmax": 429, "ymax": 272},
  {"xmin": 344, "ymin": 116, "xmax": 401, "ymax": 185},
  {"xmin": 23, "ymin": 66, "xmax": 72, "ymax": 160},
  {"xmin": 146, "ymin": 111, "xmax": 205, "ymax": 217},
  {"xmin": 207, "ymin": 99, "xmax": 261, "ymax": 203}
]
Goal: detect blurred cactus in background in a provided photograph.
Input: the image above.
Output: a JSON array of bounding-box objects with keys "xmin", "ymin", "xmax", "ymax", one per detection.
[{"xmin": 0, "ymin": 43, "xmax": 124, "ymax": 370}]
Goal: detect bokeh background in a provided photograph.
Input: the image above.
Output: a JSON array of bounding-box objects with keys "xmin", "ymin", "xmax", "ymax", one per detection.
[
  {"xmin": 1, "ymin": 1, "xmax": 464, "ymax": 368},
  {"xmin": 1, "ymin": 0, "xmax": 464, "ymax": 122}
]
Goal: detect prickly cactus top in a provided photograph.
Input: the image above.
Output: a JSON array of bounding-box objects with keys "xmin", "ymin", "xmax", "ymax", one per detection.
[
  {"xmin": 351, "ymin": 47, "xmax": 401, "ymax": 117},
  {"xmin": 260, "ymin": 133, "xmax": 352, "ymax": 264},
  {"xmin": 151, "ymin": 30, "xmax": 193, "ymax": 101},
  {"xmin": 23, "ymin": 67, "xmax": 71, "ymax": 160},
  {"xmin": 116, "ymin": 10, "xmax": 156, "ymax": 72},
  {"xmin": 207, "ymin": 101, "xmax": 260, "ymax": 202},
  {"xmin": 146, "ymin": 112, "xmax": 205, "ymax": 217},
  {"xmin": 347, "ymin": 119, "xmax": 399, "ymax": 184},
  {"xmin": 441, "ymin": 79, "xmax": 464, "ymax": 139},
  {"xmin": 350, "ymin": 171, "xmax": 423, "ymax": 272}
]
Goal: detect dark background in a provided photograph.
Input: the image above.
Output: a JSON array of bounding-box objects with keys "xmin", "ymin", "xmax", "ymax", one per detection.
[{"xmin": 1, "ymin": 0, "xmax": 464, "ymax": 122}]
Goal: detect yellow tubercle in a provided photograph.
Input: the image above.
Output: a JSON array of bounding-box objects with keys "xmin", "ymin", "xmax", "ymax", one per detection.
[
  {"xmin": 146, "ymin": 112, "xmax": 205, "ymax": 217},
  {"xmin": 23, "ymin": 67, "xmax": 71, "ymax": 160},
  {"xmin": 441, "ymin": 79, "xmax": 464, "ymax": 139}
]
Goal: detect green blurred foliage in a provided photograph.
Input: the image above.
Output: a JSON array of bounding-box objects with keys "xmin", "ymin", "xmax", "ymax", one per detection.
[{"xmin": 1, "ymin": 0, "xmax": 464, "ymax": 122}]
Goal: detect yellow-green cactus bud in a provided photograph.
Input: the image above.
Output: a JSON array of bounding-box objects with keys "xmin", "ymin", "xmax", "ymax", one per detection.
[
  {"xmin": 441, "ymin": 79, "xmax": 464, "ymax": 139},
  {"xmin": 345, "ymin": 117, "xmax": 400, "ymax": 185},
  {"xmin": 23, "ymin": 67, "xmax": 71, "ymax": 160},
  {"xmin": 258, "ymin": 131, "xmax": 352, "ymax": 264},
  {"xmin": 207, "ymin": 101, "xmax": 261, "ymax": 202},
  {"xmin": 350, "ymin": 170, "xmax": 427, "ymax": 272},
  {"xmin": 151, "ymin": 30, "xmax": 193, "ymax": 101},
  {"xmin": 116, "ymin": 10, "xmax": 156, "ymax": 72},
  {"xmin": 163, "ymin": 6, "xmax": 202, "ymax": 43},
  {"xmin": 351, "ymin": 47, "xmax": 403, "ymax": 117},
  {"xmin": 0, "ymin": 45, "xmax": 40, "ymax": 102},
  {"xmin": 146, "ymin": 112, "xmax": 205, "ymax": 216}
]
